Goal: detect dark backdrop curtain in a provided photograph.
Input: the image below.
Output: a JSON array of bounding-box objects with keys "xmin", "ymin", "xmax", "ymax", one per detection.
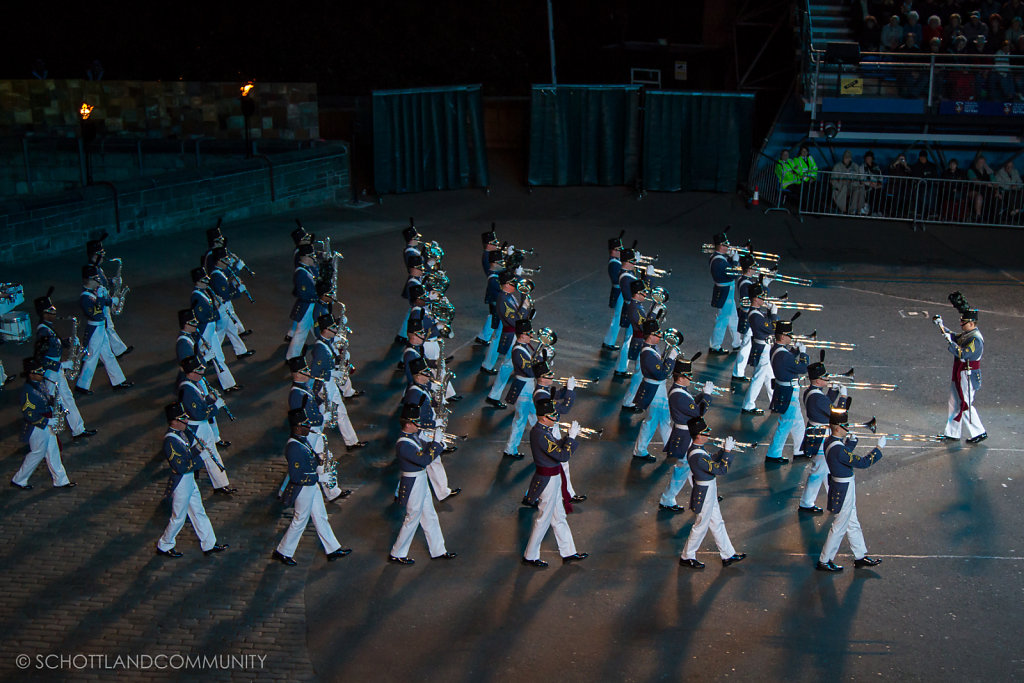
[
  {"xmin": 372, "ymin": 85, "xmax": 489, "ymax": 194},
  {"xmin": 528, "ymin": 85, "xmax": 641, "ymax": 187},
  {"xmin": 643, "ymin": 91, "xmax": 755, "ymax": 192}
]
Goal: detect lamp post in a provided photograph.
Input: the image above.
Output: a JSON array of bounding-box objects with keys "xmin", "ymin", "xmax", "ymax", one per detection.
[
  {"xmin": 79, "ymin": 102, "xmax": 96, "ymax": 186},
  {"xmin": 239, "ymin": 82, "xmax": 255, "ymax": 158}
]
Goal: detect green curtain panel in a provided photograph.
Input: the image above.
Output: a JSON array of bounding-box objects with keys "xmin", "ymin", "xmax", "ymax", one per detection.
[
  {"xmin": 643, "ymin": 91, "xmax": 755, "ymax": 192},
  {"xmin": 372, "ymin": 85, "xmax": 490, "ymax": 194},
  {"xmin": 528, "ymin": 85, "xmax": 641, "ymax": 187}
]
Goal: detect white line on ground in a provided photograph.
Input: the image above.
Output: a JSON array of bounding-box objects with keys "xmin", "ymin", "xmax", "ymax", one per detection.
[{"xmin": 834, "ymin": 285, "xmax": 1024, "ymax": 319}]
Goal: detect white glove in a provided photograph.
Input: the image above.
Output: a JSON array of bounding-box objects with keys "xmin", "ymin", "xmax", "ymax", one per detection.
[
  {"xmin": 646, "ymin": 264, "xmax": 655, "ymax": 276},
  {"xmin": 730, "ymin": 250, "xmax": 740, "ymax": 263},
  {"xmin": 433, "ymin": 427, "xmax": 445, "ymax": 444},
  {"xmin": 427, "ymin": 259, "xmax": 437, "ymax": 268},
  {"xmin": 724, "ymin": 436, "xmax": 736, "ymax": 451},
  {"xmin": 239, "ymin": 283, "xmax": 248, "ymax": 293},
  {"xmin": 318, "ymin": 471, "xmax": 330, "ymax": 483},
  {"xmin": 215, "ymin": 397, "xmax": 226, "ymax": 409},
  {"xmin": 506, "ymin": 244, "xmax": 515, "ymax": 255},
  {"xmin": 428, "ymin": 291, "xmax": 440, "ymax": 301},
  {"xmin": 515, "ymin": 266, "xmax": 524, "ymax": 276},
  {"xmin": 932, "ymin": 315, "xmax": 944, "ymax": 328},
  {"xmin": 567, "ymin": 376, "xmax": 576, "ymax": 391},
  {"xmin": 341, "ymin": 315, "xmax": 349, "ymax": 325},
  {"xmin": 944, "ymin": 333, "xmax": 955, "ymax": 345},
  {"xmin": 762, "ymin": 277, "xmax": 773, "ymax": 288},
  {"xmin": 551, "ymin": 422, "xmax": 562, "ymax": 439},
  {"xmin": 568, "ymin": 420, "xmax": 581, "ymax": 439},
  {"xmin": 667, "ymin": 347, "xmax": 679, "ymax": 361},
  {"xmin": 112, "ymin": 297, "xmax": 121, "ymax": 307},
  {"xmin": 447, "ymin": 328, "xmax": 455, "ymax": 339},
  {"xmin": 703, "ymin": 381, "xmax": 714, "ymax": 395},
  {"xmin": 316, "ymin": 465, "xmax": 325, "ymax": 475},
  {"xmin": 839, "ymin": 384, "xmax": 848, "ymax": 397},
  {"xmin": 769, "ymin": 303, "xmax": 778, "ymax": 315},
  {"xmin": 877, "ymin": 435, "xmax": 887, "ymax": 449},
  {"xmin": 423, "ymin": 339, "xmax": 440, "ymax": 360},
  {"xmin": 797, "ymin": 343, "xmax": 807, "ymax": 354}
]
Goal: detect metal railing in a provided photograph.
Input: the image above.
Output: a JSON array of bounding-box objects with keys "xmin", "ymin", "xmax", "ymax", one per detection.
[
  {"xmin": 747, "ymin": 150, "xmax": 791, "ymax": 214},
  {"xmin": 796, "ymin": 169, "xmax": 1024, "ymax": 228}
]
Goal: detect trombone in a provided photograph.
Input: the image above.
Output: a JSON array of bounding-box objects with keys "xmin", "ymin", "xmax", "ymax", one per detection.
[
  {"xmin": 707, "ymin": 436, "xmax": 758, "ymax": 452},
  {"xmin": 741, "ymin": 294, "xmax": 823, "ymax": 312},
  {"xmin": 826, "ymin": 370, "xmax": 899, "ymax": 392},
  {"xmin": 791, "ymin": 331, "xmax": 856, "ymax": 351},
  {"xmin": 636, "ymin": 253, "xmax": 659, "ymax": 265},
  {"xmin": 557, "ymin": 377, "xmax": 595, "ymax": 388},
  {"xmin": 519, "ymin": 266, "xmax": 542, "ymax": 277},
  {"xmin": 807, "ymin": 417, "xmax": 878, "ymax": 434},
  {"xmin": 729, "ymin": 266, "xmax": 813, "ymax": 287},
  {"xmin": 694, "ymin": 378, "xmax": 732, "ymax": 395},
  {"xmin": 701, "ymin": 244, "xmax": 782, "ymax": 263},
  {"xmin": 556, "ymin": 422, "xmax": 604, "ymax": 439}
]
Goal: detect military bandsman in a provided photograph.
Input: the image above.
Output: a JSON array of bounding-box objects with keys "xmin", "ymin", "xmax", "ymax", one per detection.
[
  {"xmin": 764, "ymin": 317, "xmax": 809, "ymax": 463},
  {"xmin": 658, "ymin": 355, "xmax": 712, "ymax": 512},
  {"xmin": 938, "ymin": 308, "xmax": 987, "ymax": 443},
  {"xmin": 74, "ymin": 265, "xmax": 133, "ymax": 395},
  {"xmin": 797, "ymin": 354, "xmax": 845, "ymax": 514},
  {"xmin": 33, "ymin": 287, "xmax": 95, "ymax": 439},
  {"xmin": 10, "ymin": 358, "xmax": 76, "ymax": 490},
  {"xmin": 739, "ymin": 283, "xmax": 777, "ymax": 415},
  {"xmin": 707, "ymin": 227, "xmax": 741, "ymax": 356}
]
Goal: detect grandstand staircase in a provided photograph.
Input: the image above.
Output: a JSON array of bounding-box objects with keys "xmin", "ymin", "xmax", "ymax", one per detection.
[{"xmin": 806, "ymin": 0, "xmax": 856, "ymax": 48}]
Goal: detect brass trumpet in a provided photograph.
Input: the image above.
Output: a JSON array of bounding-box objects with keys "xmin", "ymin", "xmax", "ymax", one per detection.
[
  {"xmin": 636, "ymin": 253, "xmax": 659, "ymax": 265},
  {"xmin": 556, "ymin": 422, "xmax": 604, "ymax": 439},
  {"xmin": 807, "ymin": 417, "xmax": 878, "ymax": 434},
  {"xmin": 694, "ymin": 379, "xmax": 732, "ymax": 395},
  {"xmin": 557, "ymin": 377, "xmax": 594, "ymax": 388},
  {"xmin": 701, "ymin": 244, "xmax": 781, "ymax": 263},
  {"xmin": 707, "ymin": 436, "xmax": 758, "ymax": 452},
  {"xmin": 646, "ymin": 266, "xmax": 672, "ymax": 278},
  {"xmin": 729, "ymin": 266, "xmax": 813, "ymax": 287}
]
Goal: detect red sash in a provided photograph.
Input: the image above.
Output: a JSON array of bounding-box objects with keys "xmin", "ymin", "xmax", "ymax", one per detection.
[
  {"xmin": 535, "ymin": 464, "xmax": 573, "ymax": 513},
  {"xmin": 951, "ymin": 359, "xmax": 980, "ymax": 421}
]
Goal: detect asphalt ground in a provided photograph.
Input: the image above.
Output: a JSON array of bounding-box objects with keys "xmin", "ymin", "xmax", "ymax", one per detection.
[{"xmin": 1, "ymin": 158, "xmax": 1022, "ymax": 681}]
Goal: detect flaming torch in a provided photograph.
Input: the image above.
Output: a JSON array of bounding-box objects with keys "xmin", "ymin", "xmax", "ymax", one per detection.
[
  {"xmin": 79, "ymin": 102, "xmax": 97, "ymax": 185},
  {"xmin": 239, "ymin": 81, "xmax": 255, "ymax": 158},
  {"xmin": 79, "ymin": 102, "xmax": 95, "ymax": 120}
]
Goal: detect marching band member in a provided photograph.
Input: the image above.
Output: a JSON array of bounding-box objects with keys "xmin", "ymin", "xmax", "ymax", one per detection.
[
  {"xmin": 519, "ymin": 360, "xmax": 584, "ymax": 505},
  {"xmin": 10, "ymin": 358, "xmax": 75, "ymax": 490},
  {"xmin": 630, "ymin": 319, "xmax": 678, "ymax": 461},
  {"xmin": 601, "ymin": 231, "xmax": 625, "ymax": 350},
  {"xmin": 658, "ymin": 355, "xmax": 712, "ymax": 512},
  {"xmin": 612, "ymin": 252, "xmax": 651, "ymax": 379},
  {"xmin": 815, "ymin": 404, "xmax": 884, "ymax": 572},
  {"xmin": 188, "ymin": 268, "xmax": 238, "ymax": 392},
  {"xmin": 74, "ymin": 265, "xmax": 132, "ymax": 395},
  {"xmin": 310, "ymin": 314, "xmax": 367, "ymax": 453},
  {"xmin": 33, "ymin": 288, "xmax": 95, "ymax": 440},
  {"xmin": 730, "ymin": 254, "xmax": 758, "ymax": 382},
  {"xmin": 521, "ymin": 399, "xmax": 588, "ymax": 568},
  {"xmin": 765, "ymin": 318, "xmax": 809, "ymax": 464},
  {"xmin": 939, "ymin": 308, "xmax": 987, "ymax": 443},
  {"xmin": 177, "ymin": 307, "xmax": 239, "ymax": 393},
  {"xmin": 797, "ymin": 354, "xmax": 845, "ymax": 514},
  {"xmin": 501, "ymin": 319, "xmax": 538, "ymax": 458},
  {"xmin": 389, "ymin": 404, "xmax": 457, "ymax": 565},
  {"xmin": 679, "ymin": 417, "xmax": 746, "ymax": 569},
  {"xmin": 397, "ymin": 253, "xmax": 425, "ymax": 344},
  {"xmin": 483, "ymin": 271, "xmax": 530, "ymax": 407},
  {"xmin": 202, "ymin": 224, "xmax": 253, "ymax": 339},
  {"xmin": 177, "ymin": 356, "xmax": 234, "ymax": 495},
  {"xmin": 740, "ymin": 283, "xmax": 777, "ymax": 415},
  {"xmin": 156, "ymin": 402, "xmax": 228, "ymax": 558},
  {"xmin": 480, "ymin": 226, "xmax": 501, "ymax": 275},
  {"xmin": 208, "ymin": 247, "xmax": 255, "ymax": 361},
  {"xmin": 273, "ymin": 408, "xmax": 353, "ymax": 566},
  {"xmin": 284, "ymin": 224, "xmax": 315, "ymax": 342},
  {"xmin": 84, "ymin": 233, "xmax": 132, "ymax": 358},
  {"xmin": 475, "ymin": 249, "xmax": 504, "ymax": 346},
  {"xmin": 621, "ymin": 285, "xmax": 666, "ymax": 410},
  {"xmin": 285, "ymin": 244, "xmax": 319, "ymax": 360},
  {"xmin": 401, "ymin": 357, "xmax": 461, "ymax": 501},
  {"xmin": 707, "ymin": 227, "xmax": 741, "ymax": 356}
]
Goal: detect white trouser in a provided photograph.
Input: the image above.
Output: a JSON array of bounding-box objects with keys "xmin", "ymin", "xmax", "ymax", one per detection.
[
  {"xmin": 732, "ymin": 328, "xmax": 753, "ymax": 377},
  {"xmin": 622, "ymin": 370, "xmax": 643, "ymax": 407},
  {"xmin": 943, "ymin": 372, "xmax": 985, "ymax": 439},
  {"xmin": 477, "ymin": 313, "xmax": 494, "ymax": 342},
  {"xmin": 767, "ymin": 395, "xmax": 805, "ymax": 459},
  {"xmin": 709, "ymin": 283, "xmax": 740, "ymax": 350},
  {"xmin": 286, "ymin": 307, "xmax": 314, "ymax": 359},
  {"xmin": 603, "ymin": 294, "xmax": 624, "ymax": 347},
  {"xmin": 325, "ymin": 380, "xmax": 359, "ymax": 446},
  {"xmin": 216, "ymin": 303, "xmax": 248, "ymax": 356},
  {"xmin": 338, "ymin": 375, "xmax": 356, "ymax": 398},
  {"xmin": 633, "ymin": 389, "xmax": 670, "ymax": 455},
  {"xmin": 277, "ymin": 484, "xmax": 342, "ymax": 557},
  {"xmin": 819, "ymin": 479, "xmax": 868, "ymax": 563},
  {"xmin": 158, "ymin": 473, "xmax": 217, "ymax": 552},
  {"xmin": 799, "ymin": 439, "xmax": 828, "ymax": 508},
  {"xmin": 524, "ymin": 476, "xmax": 577, "ymax": 561},
  {"xmin": 200, "ymin": 324, "xmax": 237, "ymax": 390},
  {"xmin": 486, "ymin": 354, "xmax": 514, "ymax": 401},
  {"xmin": 190, "ymin": 421, "xmax": 230, "ymax": 489},
  {"xmin": 12, "ymin": 425, "xmax": 70, "ymax": 487},
  {"xmin": 505, "ymin": 385, "xmax": 537, "ymax": 454},
  {"xmin": 75, "ymin": 324, "xmax": 126, "ymax": 390},
  {"xmin": 225, "ymin": 300, "xmax": 246, "ymax": 334},
  {"xmin": 44, "ymin": 367, "xmax": 85, "ymax": 436},
  {"xmin": 742, "ymin": 345, "xmax": 774, "ymax": 410},
  {"xmin": 482, "ymin": 329, "xmax": 502, "ymax": 370},
  {"xmin": 614, "ymin": 328, "xmax": 634, "ymax": 374},
  {"xmin": 660, "ymin": 461, "xmax": 693, "ymax": 507},
  {"xmin": 104, "ymin": 307, "xmax": 128, "ymax": 357},
  {"xmin": 681, "ymin": 479, "xmax": 736, "ymax": 560},
  {"xmin": 397, "ymin": 308, "xmax": 411, "ymax": 338},
  {"xmin": 391, "ymin": 471, "xmax": 447, "ymax": 558}
]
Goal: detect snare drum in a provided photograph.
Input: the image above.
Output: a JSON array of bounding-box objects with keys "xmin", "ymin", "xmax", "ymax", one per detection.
[
  {"xmin": 0, "ymin": 283, "xmax": 25, "ymax": 316},
  {"xmin": 0, "ymin": 311, "xmax": 31, "ymax": 343}
]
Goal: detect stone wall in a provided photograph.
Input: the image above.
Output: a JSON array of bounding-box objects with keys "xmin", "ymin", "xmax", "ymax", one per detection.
[
  {"xmin": 0, "ymin": 80, "xmax": 319, "ymax": 140},
  {"xmin": 0, "ymin": 143, "xmax": 349, "ymax": 265}
]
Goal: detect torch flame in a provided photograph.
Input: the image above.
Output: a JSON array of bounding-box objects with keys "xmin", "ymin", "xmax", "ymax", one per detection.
[
  {"xmin": 240, "ymin": 82, "xmax": 254, "ymax": 97},
  {"xmin": 80, "ymin": 102, "xmax": 94, "ymax": 120}
]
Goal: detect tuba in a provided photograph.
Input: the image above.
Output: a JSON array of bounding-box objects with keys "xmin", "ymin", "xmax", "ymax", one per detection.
[
  {"xmin": 534, "ymin": 326, "xmax": 557, "ymax": 363},
  {"xmin": 662, "ymin": 327, "xmax": 683, "ymax": 362},
  {"xmin": 649, "ymin": 286, "xmax": 669, "ymax": 322},
  {"xmin": 109, "ymin": 258, "xmax": 130, "ymax": 315}
]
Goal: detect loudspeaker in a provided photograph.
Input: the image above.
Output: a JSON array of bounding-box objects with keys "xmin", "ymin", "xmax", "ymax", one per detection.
[{"xmin": 824, "ymin": 42, "xmax": 861, "ymax": 64}]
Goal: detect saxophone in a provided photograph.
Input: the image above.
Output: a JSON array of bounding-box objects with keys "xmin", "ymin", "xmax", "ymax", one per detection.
[
  {"xmin": 319, "ymin": 432, "xmax": 339, "ymax": 491},
  {"xmin": 50, "ymin": 394, "xmax": 69, "ymax": 435},
  {"xmin": 317, "ymin": 379, "xmax": 339, "ymax": 430},
  {"xmin": 109, "ymin": 257, "xmax": 130, "ymax": 315},
  {"xmin": 65, "ymin": 316, "xmax": 86, "ymax": 383}
]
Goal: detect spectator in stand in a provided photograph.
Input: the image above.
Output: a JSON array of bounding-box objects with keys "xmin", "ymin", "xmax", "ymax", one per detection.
[
  {"xmin": 1016, "ymin": 34, "xmax": 1024, "ymax": 54},
  {"xmin": 988, "ymin": 13, "xmax": 1006, "ymax": 44},
  {"xmin": 882, "ymin": 14, "xmax": 905, "ymax": 49},
  {"xmin": 1005, "ymin": 16, "xmax": 1024, "ymax": 44},
  {"xmin": 905, "ymin": 11, "xmax": 925, "ymax": 44},
  {"xmin": 793, "ymin": 145, "xmax": 819, "ymax": 209},
  {"xmin": 862, "ymin": 151, "xmax": 885, "ymax": 216},
  {"xmin": 900, "ymin": 31, "xmax": 923, "ymax": 52},
  {"xmin": 887, "ymin": 153, "xmax": 913, "ymax": 218},
  {"xmin": 928, "ymin": 36, "xmax": 944, "ymax": 53},
  {"xmin": 963, "ymin": 11, "xmax": 990, "ymax": 43},
  {"xmin": 831, "ymin": 151, "xmax": 866, "ymax": 215},
  {"xmin": 940, "ymin": 158, "xmax": 968, "ymax": 220},
  {"xmin": 990, "ymin": 41, "xmax": 1018, "ymax": 99},
  {"xmin": 924, "ymin": 15, "xmax": 945, "ymax": 45},
  {"xmin": 994, "ymin": 159, "xmax": 1023, "ymax": 218},
  {"xmin": 775, "ymin": 149, "xmax": 800, "ymax": 208},
  {"xmin": 945, "ymin": 14, "xmax": 964, "ymax": 44},
  {"xmin": 981, "ymin": 0, "xmax": 1004, "ymax": 20},
  {"xmin": 861, "ymin": 15, "xmax": 883, "ymax": 51},
  {"xmin": 967, "ymin": 155, "xmax": 997, "ymax": 221},
  {"xmin": 911, "ymin": 151, "xmax": 939, "ymax": 218},
  {"xmin": 1004, "ymin": 0, "xmax": 1024, "ymax": 21}
]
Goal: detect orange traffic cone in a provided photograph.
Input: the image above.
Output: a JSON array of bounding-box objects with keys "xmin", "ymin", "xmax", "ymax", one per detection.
[{"xmin": 752, "ymin": 186, "xmax": 760, "ymax": 206}]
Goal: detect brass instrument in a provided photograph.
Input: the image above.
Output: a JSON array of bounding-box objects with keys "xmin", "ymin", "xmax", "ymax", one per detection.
[
  {"xmin": 824, "ymin": 417, "xmax": 944, "ymax": 442},
  {"xmin": 50, "ymin": 393, "xmax": 68, "ymax": 435},
  {"xmin": 728, "ymin": 265, "xmax": 812, "ymax": 287},
  {"xmin": 317, "ymin": 379, "xmax": 339, "ymax": 430},
  {"xmin": 826, "ymin": 371, "xmax": 898, "ymax": 391},
  {"xmin": 319, "ymin": 432, "xmax": 339, "ymax": 491},
  {"xmin": 518, "ymin": 266, "xmax": 542, "ymax": 277},
  {"xmin": 660, "ymin": 327, "xmax": 682, "ymax": 363},
  {"xmin": 109, "ymin": 257, "xmax": 130, "ymax": 315},
  {"xmin": 63, "ymin": 315, "xmax": 86, "ymax": 382},
  {"xmin": 707, "ymin": 436, "xmax": 757, "ymax": 452},
  {"xmin": 437, "ymin": 431, "xmax": 469, "ymax": 446},
  {"xmin": 791, "ymin": 330, "xmax": 856, "ymax": 351},
  {"xmin": 516, "ymin": 280, "xmax": 535, "ymax": 319},
  {"xmin": 646, "ymin": 266, "xmax": 672, "ymax": 278},
  {"xmin": 635, "ymin": 253, "xmax": 659, "ymax": 265},
  {"xmin": 556, "ymin": 422, "xmax": 603, "ymax": 439},
  {"xmin": 746, "ymin": 292, "xmax": 823, "ymax": 311},
  {"xmin": 557, "ymin": 377, "xmax": 594, "ymax": 388},
  {"xmin": 422, "ymin": 240, "xmax": 445, "ymax": 269},
  {"xmin": 423, "ymin": 269, "xmax": 450, "ymax": 294},
  {"xmin": 695, "ymin": 379, "xmax": 733, "ymax": 395},
  {"xmin": 701, "ymin": 243, "xmax": 781, "ymax": 263},
  {"xmin": 807, "ymin": 417, "xmax": 878, "ymax": 434}
]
